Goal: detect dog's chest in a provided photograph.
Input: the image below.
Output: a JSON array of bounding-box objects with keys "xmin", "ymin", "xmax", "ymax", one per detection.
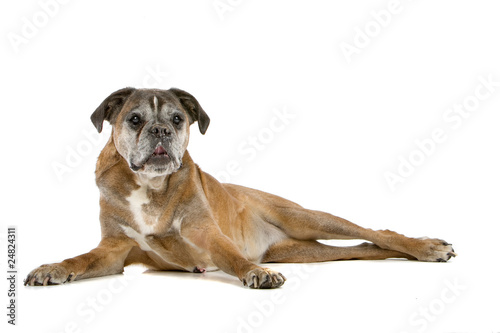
[
  {"xmin": 119, "ymin": 185, "xmax": 161, "ymax": 251},
  {"xmin": 126, "ymin": 184, "xmax": 159, "ymax": 234},
  {"xmin": 121, "ymin": 185, "xmax": 184, "ymax": 247},
  {"xmin": 120, "ymin": 184, "xmax": 213, "ymax": 271}
]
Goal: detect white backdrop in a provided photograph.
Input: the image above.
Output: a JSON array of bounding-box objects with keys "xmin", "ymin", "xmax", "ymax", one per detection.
[{"xmin": 1, "ymin": 0, "xmax": 499, "ymax": 332}]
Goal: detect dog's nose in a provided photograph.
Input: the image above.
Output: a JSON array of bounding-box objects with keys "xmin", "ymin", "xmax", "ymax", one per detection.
[{"xmin": 150, "ymin": 124, "xmax": 172, "ymax": 138}]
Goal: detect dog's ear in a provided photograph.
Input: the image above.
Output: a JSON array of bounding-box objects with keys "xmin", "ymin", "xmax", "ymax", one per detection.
[
  {"xmin": 91, "ymin": 87, "xmax": 136, "ymax": 133},
  {"xmin": 169, "ymin": 88, "xmax": 210, "ymax": 135}
]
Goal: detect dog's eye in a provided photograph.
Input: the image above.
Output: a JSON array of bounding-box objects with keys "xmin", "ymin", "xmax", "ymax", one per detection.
[
  {"xmin": 173, "ymin": 115, "xmax": 182, "ymax": 125},
  {"xmin": 129, "ymin": 115, "xmax": 141, "ymax": 126}
]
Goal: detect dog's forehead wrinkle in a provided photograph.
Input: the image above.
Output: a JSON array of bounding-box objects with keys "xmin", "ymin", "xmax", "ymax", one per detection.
[
  {"xmin": 157, "ymin": 103, "xmax": 180, "ymax": 123},
  {"xmin": 125, "ymin": 102, "xmax": 153, "ymax": 118},
  {"xmin": 132, "ymin": 91, "xmax": 178, "ymax": 121}
]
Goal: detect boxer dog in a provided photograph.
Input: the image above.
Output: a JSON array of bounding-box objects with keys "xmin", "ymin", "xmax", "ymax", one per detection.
[{"xmin": 25, "ymin": 88, "xmax": 456, "ymax": 289}]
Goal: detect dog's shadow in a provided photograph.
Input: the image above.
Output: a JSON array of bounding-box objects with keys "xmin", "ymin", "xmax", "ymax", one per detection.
[{"xmin": 141, "ymin": 269, "xmax": 243, "ymax": 288}]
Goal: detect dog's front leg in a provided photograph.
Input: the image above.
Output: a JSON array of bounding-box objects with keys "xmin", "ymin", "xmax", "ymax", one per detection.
[
  {"xmin": 25, "ymin": 237, "xmax": 135, "ymax": 286},
  {"xmin": 183, "ymin": 224, "xmax": 286, "ymax": 289}
]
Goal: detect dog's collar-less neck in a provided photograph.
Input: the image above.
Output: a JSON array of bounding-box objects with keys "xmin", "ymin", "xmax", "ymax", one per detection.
[
  {"xmin": 134, "ymin": 159, "xmax": 185, "ymax": 190},
  {"xmin": 136, "ymin": 173, "xmax": 168, "ymax": 190}
]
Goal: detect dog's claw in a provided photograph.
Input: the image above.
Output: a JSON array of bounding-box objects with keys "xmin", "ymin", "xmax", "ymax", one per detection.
[
  {"xmin": 43, "ymin": 276, "xmax": 50, "ymax": 286},
  {"xmin": 25, "ymin": 264, "xmax": 74, "ymax": 286},
  {"xmin": 415, "ymin": 238, "xmax": 456, "ymax": 262},
  {"xmin": 252, "ymin": 276, "xmax": 258, "ymax": 288},
  {"xmin": 242, "ymin": 267, "xmax": 286, "ymax": 289},
  {"xmin": 66, "ymin": 273, "xmax": 76, "ymax": 283}
]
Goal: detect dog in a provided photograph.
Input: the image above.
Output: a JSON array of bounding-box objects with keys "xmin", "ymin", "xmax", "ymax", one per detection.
[{"xmin": 25, "ymin": 87, "xmax": 456, "ymax": 289}]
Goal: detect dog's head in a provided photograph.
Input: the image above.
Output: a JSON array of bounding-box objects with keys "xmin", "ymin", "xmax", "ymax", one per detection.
[{"xmin": 91, "ymin": 88, "xmax": 209, "ymax": 177}]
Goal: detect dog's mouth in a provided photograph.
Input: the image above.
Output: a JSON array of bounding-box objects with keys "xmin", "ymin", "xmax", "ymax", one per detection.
[
  {"xmin": 151, "ymin": 145, "xmax": 169, "ymax": 158},
  {"xmin": 130, "ymin": 144, "xmax": 171, "ymax": 172},
  {"xmin": 146, "ymin": 144, "xmax": 171, "ymax": 165}
]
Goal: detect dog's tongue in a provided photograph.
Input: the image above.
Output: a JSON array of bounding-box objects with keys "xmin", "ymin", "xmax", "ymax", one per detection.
[{"xmin": 154, "ymin": 146, "xmax": 168, "ymax": 155}]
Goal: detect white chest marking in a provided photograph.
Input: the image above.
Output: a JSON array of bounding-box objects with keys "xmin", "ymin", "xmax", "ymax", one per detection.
[{"xmin": 126, "ymin": 185, "xmax": 156, "ymax": 234}]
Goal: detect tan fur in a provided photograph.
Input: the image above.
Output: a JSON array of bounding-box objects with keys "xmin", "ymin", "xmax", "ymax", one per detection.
[{"xmin": 25, "ymin": 88, "xmax": 455, "ymax": 289}]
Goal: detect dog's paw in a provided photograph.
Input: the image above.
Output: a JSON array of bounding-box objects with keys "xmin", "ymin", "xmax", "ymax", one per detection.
[
  {"xmin": 242, "ymin": 267, "xmax": 286, "ymax": 289},
  {"xmin": 24, "ymin": 264, "xmax": 76, "ymax": 286},
  {"xmin": 415, "ymin": 237, "xmax": 457, "ymax": 262}
]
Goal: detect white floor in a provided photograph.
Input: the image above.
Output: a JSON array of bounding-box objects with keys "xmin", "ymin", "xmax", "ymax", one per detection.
[{"xmin": 17, "ymin": 239, "xmax": 497, "ymax": 333}]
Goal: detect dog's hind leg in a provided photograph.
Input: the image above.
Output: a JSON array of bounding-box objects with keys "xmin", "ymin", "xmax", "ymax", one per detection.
[
  {"xmin": 263, "ymin": 203, "xmax": 456, "ymax": 262},
  {"xmin": 261, "ymin": 239, "xmax": 416, "ymax": 263}
]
